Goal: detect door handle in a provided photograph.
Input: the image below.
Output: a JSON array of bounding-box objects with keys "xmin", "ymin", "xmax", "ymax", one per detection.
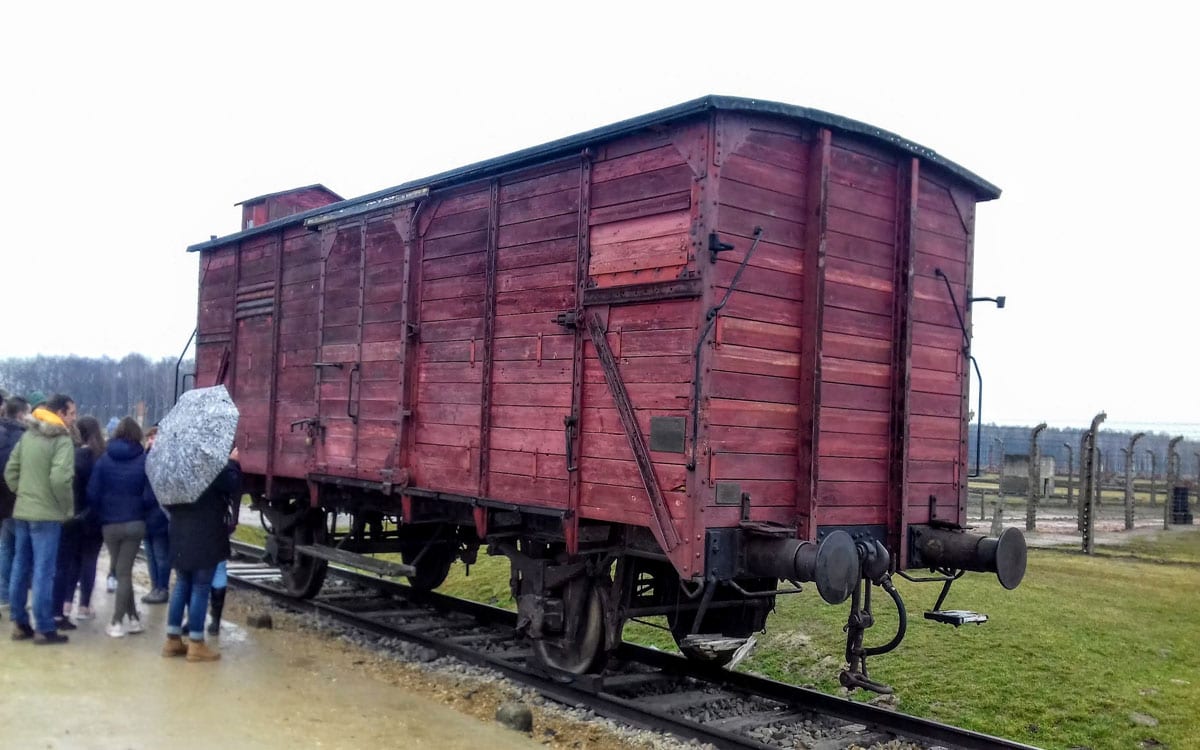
[{"xmin": 347, "ymin": 363, "xmax": 360, "ymax": 423}]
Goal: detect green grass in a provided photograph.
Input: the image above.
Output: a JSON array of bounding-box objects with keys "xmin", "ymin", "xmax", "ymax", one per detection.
[{"xmin": 437, "ymin": 531, "xmax": 1200, "ymax": 750}]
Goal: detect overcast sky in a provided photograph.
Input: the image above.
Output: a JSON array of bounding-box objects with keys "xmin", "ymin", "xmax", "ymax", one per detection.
[{"xmin": 2, "ymin": 2, "xmax": 1195, "ymax": 432}]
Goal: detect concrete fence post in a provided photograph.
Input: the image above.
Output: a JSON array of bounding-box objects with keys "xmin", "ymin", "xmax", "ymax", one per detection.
[
  {"xmin": 1026, "ymin": 423, "xmax": 1047, "ymax": 532},
  {"xmin": 1124, "ymin": 432, "xmax": 1145, "ymax": 531},
  {"xmin": 1165, "ymin": 436, "xmax": 1183, "ymax": 530},
  {"xmin": 1081, "ymin": 411, "xmax": 1107, "ymax": 555}
]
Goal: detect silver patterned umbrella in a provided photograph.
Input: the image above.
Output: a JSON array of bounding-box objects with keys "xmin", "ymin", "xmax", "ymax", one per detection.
[{"xmin": 146, "ymin": 385, "xmax": 239, "ymax": 506}]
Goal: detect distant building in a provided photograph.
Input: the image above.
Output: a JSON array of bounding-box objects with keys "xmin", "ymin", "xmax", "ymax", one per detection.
[{"xmin": 1000, "ymin": 454, "xmax": 1056, "ymax": 496}]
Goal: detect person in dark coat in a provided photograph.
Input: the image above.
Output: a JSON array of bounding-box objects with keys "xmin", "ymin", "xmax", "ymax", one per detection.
[
  {"xmin": 140, "ymin": 426, "xmax": 170, "ymax": 604},
  {"xmin": 162, "ymin": 450, "xmax": 240, "ymax": 662},
  {"xmin": 50, "ymin": 415, "xmax": 104, "ymax": 624},
  {"xmin": 0, "ymin": 396, "xmax": 31, "ymax": 612},
  {"xmin": 53, "ymin": 416, "xmax": 105, "ymax": 626},
  {"xmin": 86, "ymin": 417, "xmax": 156, "ymax": 637}
]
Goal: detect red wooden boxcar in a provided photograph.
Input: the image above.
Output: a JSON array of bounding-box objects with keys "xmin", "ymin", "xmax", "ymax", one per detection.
[{"xmin": 188, "ymin": 96, "xmax": 1025, "ymax": 683}]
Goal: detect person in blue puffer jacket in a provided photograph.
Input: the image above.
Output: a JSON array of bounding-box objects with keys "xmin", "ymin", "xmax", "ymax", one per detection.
[{"xmin": 86, "ymin": 417, "xmax": 158, "ymax": 637}]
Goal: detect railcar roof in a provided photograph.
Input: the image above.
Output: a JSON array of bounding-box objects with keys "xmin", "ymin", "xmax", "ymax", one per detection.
[{"xmin": 188, "ymin": 95, "xmax": 1000, "ymax": 253}]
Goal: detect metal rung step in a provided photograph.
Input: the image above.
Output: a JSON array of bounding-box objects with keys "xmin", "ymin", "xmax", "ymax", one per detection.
[
  {"xmin": 295, "ymin": 544, "xmax": 416, "ymax": 578},
  {"xmin": 925, "ymin": 609, "xmax": 988, "ymax": 626}
]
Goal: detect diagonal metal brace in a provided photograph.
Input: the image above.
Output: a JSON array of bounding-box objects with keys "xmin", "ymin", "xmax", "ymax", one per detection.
[{"xmin": 585, "ymin": 313, "xmax": 681, "ymax": 552}]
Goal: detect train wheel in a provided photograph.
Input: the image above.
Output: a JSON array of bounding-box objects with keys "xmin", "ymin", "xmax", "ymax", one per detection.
[
  {"xmin": 281, "ymin": 515, "xmax": 328, "ymax": 599},
  {"xmin": 400, "ymin": 540, "xmax": 453, "ymax": 592},
  {"xmin": 532, "ymin": 578, "xmax": 606, "ymax": 675}
]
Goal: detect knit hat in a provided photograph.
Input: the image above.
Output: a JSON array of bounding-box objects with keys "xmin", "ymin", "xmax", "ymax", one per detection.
[{"xmin": 27, "ymin": 391, "xmax": 47, "ymax": 408}]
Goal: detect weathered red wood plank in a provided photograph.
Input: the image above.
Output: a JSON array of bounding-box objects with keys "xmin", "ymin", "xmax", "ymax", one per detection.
[
  {"xmin": 497, "ymin": 213, "xmax": 577, "ymax": 248},
  {"xmin": 492, "ymin": 383, "xmax": 572, "ymax": 408},
  {"xmin": 496, "ymin": 262, "xmax": 574, "ymax": 293},
  {"xmin": 713, "ymin": 261, "xmax": 802, "ymax": 301},
  {"xmin": 816, "ymin": 481, "xmax": 887, "ymax": 507},
  {"xmin": 827, "ymin": 181, "xmax": 896, "ymax": 221},
  {"xmin": 496, "ymin": 237, "xmax": 576, "ymax": 271},
  {"xmin": 818, "ymin": 456, "xmax": 888, "ymax": 482},
  {"xmin": 589, "ymin": 209, "xmax": 689, "ymax": 247},
  {"xmin": 499, "ymin": 189, "xmax": 579, "ymax": 226},
  {"xmin": 913, "ymin": 228, "xmax": 967, "ymax": 263},
  {"xmin": 911, "ymin": 321, "xmax": 962, "ymax": 352},
  {"xmin": 709, "ymin": 370, "xmax": 797, "ymax": 405},
  {"xmin": 592, "ymin": 144, "xmax": 687, "ymax": 183},
  {"xmin": 821, "ymin": 331, "xmax": 891, "ymax": 364},
  {"xmin": 416, "ymin": 402, "xmax": 482, "ymax": 427},
  {"xmin": 418, "ymin": 362, "xmax": 484, "ymax": 383},
  {"xmin": 709, "ymin": 345, "xmax": 799, "ymax": 379},
  {"xmin": 909, "ymin": 437, "xmax": 960, "ymax": 462},
  {"xmin": 817, "ymin": 505, "xmax": 888, "ymax": 526},
  {"xmin": 910, "ymin": 367, "xmax": 960, "ymax": 395},
  {"xmin": 910, "ymin": 344, "xmax": 958, "ymax": 373},
  {"xmin": 423, "ymin": 230, "xmax": 488, "ymax": 262},
  {"xmin": 491, "ymin": 405, "xmax": 563, "ymax": 431},
  {"xmin": 708, "ymin": 425, "xmax": 797, "ymax": 455},
  {"xmin": 720, "ymin": 178, "xmax": 806, "ymax": 223},
  {"xmin": 910, "ymin": 415, "xmax": 961, "ymax": 441},
  {"xmin": 829, "ymin": 147, "xmax": 897, "ymax": 199},
  {"xmin": 417, "ymin": 381, "xmax": 482, "ymax": 405},
  {"xmin": 820, "ymin": 357, "xmax": 891, "ymax": 389},
  {"xmin": 589, "ymin": 191, "xmax": 691, "ymax": 227},
  {"xmin": 489, "ymin": 472, "xmax": 568, "ymax": 507},
  {"xmin": 493, "ymin": 360, "xmax": 572, "ymax": 384},
  {"xmin": 819, "ymin": 432, "xmax": 889, "ymax": 459},
  {"xmin": 419, "ymin": 317, "xmax": 485, "ymax": 342},
  {"xmin": 591, "ymin": 164, "xmax": 694, "ymax": 209},
  {"xmin": 607, "ymin": 301, "xmax": 696, "ymax": 332},
  {"xmin": 715, "ymin": 316, "xmax": 801, "ymax": 352},
  {"xmin": 818, "ymin": 407, "xmax": 889, "ymax": 435},
  {"xmin": 500, "ymin": 169, "xmax": 579, "ymax": 203},
  {"xmin": 825, "ymin": 233, "xmax": 894, "ymax": 271},
  {"xmin": 822, "ymin": 306, "xmax": 892, "ymax": 341},
  {"xmin": 909, "ymin": 391, "xmax": 961, "ymax": 418},
  {"xmin": 700, "ymin": 398, "xmax": 796, "ymax": 427},
  {"xmin": 718, "ymin": 290, "xmax": 803, "ymax": 327},
  {"xmin": 720, "ymin": 155, "xmax": 804, "ymax": 200},
  {"xmin": 496, "ymin": 287, "xmax": 573, "ymax": 317},
  {"xmin": 717, "ymin": 204, "xmax": 805, "ymax": 249},
  {"xmin": 820, "ymin": 382, "xmax": 891, "ymax": 412},
  {"xmin": 492, "ymin": 334, "xmax": 574, "ymax": 361},
  {"xmin": 589, "ymin": 234, "xmax": 689, "ymax": 277},
  {"xmin": 490, "ymin": 427, "xmax": 563, "ymax": 454},
  {"xmin": 710, "ymin": 452, "xmax": 796, "ymax": 481}
]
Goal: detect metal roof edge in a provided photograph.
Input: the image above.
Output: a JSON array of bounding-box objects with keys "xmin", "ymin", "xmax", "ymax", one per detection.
[{"xmin": 188, "ymin": 95, "xmax": 999, "ymax": 254}]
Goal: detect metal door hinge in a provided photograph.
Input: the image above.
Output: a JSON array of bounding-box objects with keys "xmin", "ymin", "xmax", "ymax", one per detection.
[{"xmin": 553, "ymin": 311, "xmax": 578, "ymax": 329}]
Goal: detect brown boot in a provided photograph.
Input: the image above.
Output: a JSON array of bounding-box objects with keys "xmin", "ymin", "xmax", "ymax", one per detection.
[
  {"xmin": 186, "ymin": 638, "xmax": 220, "ymax": 662},
  {"xmin": 162, "ymin": 635, "xmax": 187, "ymax": 657}
]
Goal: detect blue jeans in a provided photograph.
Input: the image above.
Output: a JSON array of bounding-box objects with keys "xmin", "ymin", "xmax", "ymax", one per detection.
[
  {"xmin": 0, "ymin": 518, "xmax": 15, "ymax": 605},
  {"xmin": 9, "ymin": 520, "xmax": 63, "ymax": 633},
  {"xmin": 167, "ymin": 567, "xmax": 215, "ymax": 641},
  {"xmin": 144, "ymin": 531, "xmax": 171, "ymax": 591}
]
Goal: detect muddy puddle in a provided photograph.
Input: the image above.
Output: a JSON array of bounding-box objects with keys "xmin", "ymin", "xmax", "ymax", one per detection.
[{"xmin": 0, "ymin": 571, "xmax": 542, "ymax": 749}]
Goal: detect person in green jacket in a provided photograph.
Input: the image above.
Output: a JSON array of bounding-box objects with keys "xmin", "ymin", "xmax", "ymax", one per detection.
[{"xmin": 4, "ymin": 393, "xmax": 76, "ymax": 644}]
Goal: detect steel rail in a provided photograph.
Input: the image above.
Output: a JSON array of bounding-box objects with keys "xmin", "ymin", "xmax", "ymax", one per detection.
[{"xmin": 228, "ymin": 541, "xmax": 1039, "ymax": 750}]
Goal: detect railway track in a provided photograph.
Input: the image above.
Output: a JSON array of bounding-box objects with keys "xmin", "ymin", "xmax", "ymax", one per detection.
[{"xmin": 227, "ymin": 541, "xmax": 1038, "ymax": 750}]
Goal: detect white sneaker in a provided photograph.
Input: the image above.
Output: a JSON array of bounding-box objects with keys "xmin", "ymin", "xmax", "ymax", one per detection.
[
  {"xmin": 126, "ymin": 616, "xmax": 145, "ymax": 635},
  {"xmin": 106, "ymin": 622, "xmax": 126, "ymax": 638},
  {"xmin": 74, "ymin": 605, "xmax": 95, "ymax": 621},
  {"xmin": 106, "ymin": 575, "xmax": 118, "ymax": 593}
]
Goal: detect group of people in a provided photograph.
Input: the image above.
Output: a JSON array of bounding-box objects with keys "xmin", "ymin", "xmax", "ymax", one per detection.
[{"xmin": 0, "ymin": 390, "xmax": 238, "ymax": 662}]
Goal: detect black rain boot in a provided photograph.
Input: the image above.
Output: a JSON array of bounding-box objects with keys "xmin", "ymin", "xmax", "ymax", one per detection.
[{"xmin": 207, "ymin": 587, "xmax": 226, "ymax": 636}]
